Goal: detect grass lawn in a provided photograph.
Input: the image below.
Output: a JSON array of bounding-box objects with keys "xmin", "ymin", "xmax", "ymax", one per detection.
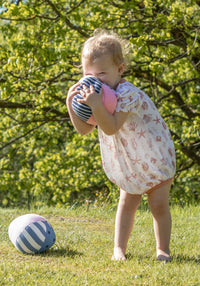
[{"xmin": 0, "ymin": 204, "xmax": 199, "ymax": 286}]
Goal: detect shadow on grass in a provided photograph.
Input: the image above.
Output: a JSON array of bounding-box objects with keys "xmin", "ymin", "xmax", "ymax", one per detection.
[
  {"xmin": 39, "ymin": 246, "xmax": 83, "ymax": 258},
  {"xmin": 126, "ymin": 252, "xmax": 200, "ymax": 265},
  {"xmin": 173, "ymin": 254, "xmax": 200, "ymax": 265}
]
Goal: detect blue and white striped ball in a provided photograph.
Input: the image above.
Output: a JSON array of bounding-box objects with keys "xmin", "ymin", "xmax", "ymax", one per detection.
[
  {"xmin": 72, "ymin": 76, "xmax": 117, "ymax": 125},
  {"xmin": 72, "ymin": 76, "xmax": 102, "ymax": 123},
  {"xmin": 8, "ymin": 214, "xmax": 56, "ymax": 254}
]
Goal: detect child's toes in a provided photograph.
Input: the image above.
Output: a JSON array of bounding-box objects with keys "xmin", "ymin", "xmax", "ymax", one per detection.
[
  {"xmin": 111, "ymin": 254, "xmax": 126, "ymax": 261},
  {"xmin": 157, "ymin": 254, "xmax": 171, "ymax": 263}
]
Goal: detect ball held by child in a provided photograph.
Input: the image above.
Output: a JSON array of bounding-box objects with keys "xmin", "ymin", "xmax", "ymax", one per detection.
[{"xmin": 72, "ymin": 76, "xmax": 117, "ymax": 125}]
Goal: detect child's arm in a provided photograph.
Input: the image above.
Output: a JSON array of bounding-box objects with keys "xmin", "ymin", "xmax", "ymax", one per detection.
[
  {"xmin": 78, "ymin": 85, "xmax": 129, "ymax": 135},
  {"xmin": 66, "ymin": 83, "xmax": 95, "ymax": 135},
  {"xmin": 93, "ymin": 104, "xmax": 128, "ymax": 135}
]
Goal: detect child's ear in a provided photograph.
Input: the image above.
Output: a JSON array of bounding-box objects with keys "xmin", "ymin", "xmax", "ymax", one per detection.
[{"xmin": 118, "ymin": 63, "xmax": 125, "ymax": 75}]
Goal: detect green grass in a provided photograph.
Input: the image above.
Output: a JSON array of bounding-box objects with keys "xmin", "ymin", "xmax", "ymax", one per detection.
[{"xmin": 0, "ymin": 204, "xmax": 200, "ymax": 286}]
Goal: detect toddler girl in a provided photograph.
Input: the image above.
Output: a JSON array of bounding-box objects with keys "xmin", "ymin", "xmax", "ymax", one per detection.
[{"xmin": 67, "ymin": 30, "xmax": 176, "ymax": 262}]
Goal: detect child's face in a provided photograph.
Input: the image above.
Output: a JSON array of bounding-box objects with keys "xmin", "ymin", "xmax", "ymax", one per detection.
[{"xmin": 82, "ymin": 54, "xmax": 124, "ymax": 90}]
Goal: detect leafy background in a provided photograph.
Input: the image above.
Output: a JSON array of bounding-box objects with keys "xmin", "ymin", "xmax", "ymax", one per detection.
[{"xmin": 0, "ymin": 0, "xmax": 199, "ymax": 208}]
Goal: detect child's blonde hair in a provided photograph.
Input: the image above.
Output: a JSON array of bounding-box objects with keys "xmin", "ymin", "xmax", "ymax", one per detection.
[{"xmin": 81, "ymin": 29, "xmax": 128, "ymax": 66}]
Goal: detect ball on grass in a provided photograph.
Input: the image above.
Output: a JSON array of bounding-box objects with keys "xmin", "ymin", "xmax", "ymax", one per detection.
[
  {"xmin": 72, "ymin": 76, "xmax": 117, "ymax": 125},
  {"xmin": 8, "ymin": 214, "xmax": 56, "ymax": 254}
]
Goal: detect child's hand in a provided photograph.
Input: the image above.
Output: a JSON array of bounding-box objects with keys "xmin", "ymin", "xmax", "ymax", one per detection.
[
  {"xmin": 78, "ymin": 84, "xmax": 103, "ymax": 110},
  {"xmin": 66, "ymin": 82, "xmax": 96, "ymax": 135}
]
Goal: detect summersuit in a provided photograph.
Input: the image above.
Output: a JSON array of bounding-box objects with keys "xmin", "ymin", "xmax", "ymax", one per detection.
[{"xmin": 98, "ymin": 81, "xmax": 176, "ymax": 195}]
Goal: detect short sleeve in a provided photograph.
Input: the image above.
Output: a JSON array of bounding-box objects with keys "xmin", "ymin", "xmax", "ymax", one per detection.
[{"xmin": 115, "ymin": 82, "xmax": 141, "ymax": 113}]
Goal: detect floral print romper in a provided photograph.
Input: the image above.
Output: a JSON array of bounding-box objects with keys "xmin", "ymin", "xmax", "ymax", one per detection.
[{"xmin": 98, "ymin": 81, "xmax": 176, "ymax": 195}]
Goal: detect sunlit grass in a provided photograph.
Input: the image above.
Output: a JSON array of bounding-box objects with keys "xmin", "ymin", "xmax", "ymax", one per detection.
[{"xmin": 0, "ymin": 205, "xmax": 199, "ymax": 285}]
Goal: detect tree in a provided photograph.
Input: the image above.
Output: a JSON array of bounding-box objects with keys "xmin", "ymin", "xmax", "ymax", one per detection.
[{"xmin": 0, "ymin": 0, "xmax": 199, "ymax": 207}]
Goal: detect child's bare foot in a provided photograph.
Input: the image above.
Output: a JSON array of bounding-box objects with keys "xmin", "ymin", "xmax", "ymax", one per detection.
[
  {"xmin": 112, "ymin": 247, "xmax": 126, "ymax": 261},
  {"xmin": 157, "ymin": 249, "xmax": 171, "ymax": 262}
]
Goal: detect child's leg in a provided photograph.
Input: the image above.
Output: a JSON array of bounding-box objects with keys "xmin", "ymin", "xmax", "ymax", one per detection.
[
  {"xmin": 147, "ymin": 181, "xmax": 172, "ymax": 261},
  {"xmin": 113, "ymin": 189, "xmax": 141, "ymax": 260}
]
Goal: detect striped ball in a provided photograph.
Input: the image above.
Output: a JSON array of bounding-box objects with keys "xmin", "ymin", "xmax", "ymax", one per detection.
[
  {"xmin": 72, "ymin": 76, "xmax": 117, "ymax": 125},
  {"xmin": 8, "ymin": 214, "xmax": 56, "ymax": 254},
  {"xmin": 72, "ymin": 76, "xmax": 102, "ymax": 123}
]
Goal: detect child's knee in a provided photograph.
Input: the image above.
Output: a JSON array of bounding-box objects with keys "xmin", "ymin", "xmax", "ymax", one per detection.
[
  {"xmin": 147, "ymin": 184, "xmax": 171, "ymax": 216},
  {"xmin": 148, "ymin": 198, "xmax": 170, "ymax": 217},
  {"xmin": 119, "ymin": 190, "xmax": 141, "ymax": 209}
]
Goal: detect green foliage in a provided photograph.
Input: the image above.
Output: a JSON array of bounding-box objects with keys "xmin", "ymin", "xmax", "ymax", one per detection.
[{"xmin": 0, "ymin": 0, "xmax": 199, "ymax": 207}]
